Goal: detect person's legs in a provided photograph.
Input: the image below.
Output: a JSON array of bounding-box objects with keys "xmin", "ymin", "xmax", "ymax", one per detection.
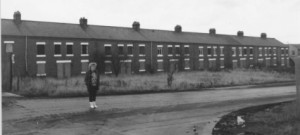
[
  {"xmin": 92, "ymin": 87, "xmax": 98, "ymax": 108},
  {"xmin": 87, "ymin": 86, "xmax": 94, "ymax": 108}
]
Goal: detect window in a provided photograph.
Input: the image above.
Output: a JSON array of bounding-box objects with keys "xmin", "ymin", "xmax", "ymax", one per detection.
[
  {"xmin": 157, "ymin": 59, "xmax": 163, "ymax": 71},
  {"xmin": 220, "ymin": 58, "xmax": 224, "ymax": 68},
  {"xmin": 184, "ymin": 58, "xmax": 190, "ymax": 70},
  {"xmin": 243, "ymin": 47, "xmax": 247, "ymax": 56},
  {"xmin": 139, "ymin": 59, "xmax": 146, "ymax": 72},
  {"xmin": 118, "ymin": 44, "xmax": 124, "ymax": 55},
  {"xmin": 4, "ymin": 41, "xmax": 14, "ymax": 53},
  {"xmin": 281, "ymin": 58, "xmax": 285, "ymax": 66},
  {"xmin": 239, "ymin": 47, "xmax": 243, "ymax": 56},
  {"xmin": 168, "ymin": 45, "xmax": 173, "ymax": 56},
  {"xmin": 157, "ymin": 45, "xmax": 163, "ymax": 57},
  {"xmin": 268, "ymin": 47, "xmax": 272, "ymax": 56},
  {"xmin": 104, "ymin": 44, "xmax": 112, "ymax": 56},
  {"xmin": 139, "ymin": 44, "xmax": 145, "ymax": 56},
  {"xmin": 207, "ymin": 46, "xmax": 212, "ymax": 56},
  {"xmin": 199, "ymin": 59, "xmax": 204, "ymax": 70},
  {"xmin": 36, "ymin": 42, "xmax": 46, "ymax": 57},
  {"xmin": 281, "ymin": 48, "xmax": 285, "ymax": 56},
  {"xmin": 81, "ymin": 60, "xmax": 89, "ymax": 74},
  {"xmin": 81, "ymin": 42, "xmax": 89, "ymax": 56},
  {"xmin": 54, "ymin": 42, "xmax": 61, "ymax": 57},
  {"xmin": 249, "ymin": 47, "xmax": 253, "ymax": 56},
  {"xmin": 127, "ymin": 44, "xmax": 133, "ymax": 56},
  {"xmin": 104, "ymin": 61, "xmax": 112, "ymax": 74},
  {"xmin": 66, "ymin": 42, "xmax": 73, "ymax": 56},
  {"xmin": 240, "ymin": 58, "xmax": 246, "ymax": 68},
  {"xmin": 232, "ymin": 47, "xmax": 236, "ymax": 57},
  {"xmin": 36, "ymin": 61, "xmax": 46, "ymax": 76},
  {"xmin": 220, "ymin": 46, "xmax": 224, "ymax": 56},
  {"xmin": 209, "ymin": 58, "xmax": 216, "ymax": 69},
  {"xmin": 285, "ymin": 48, "xmax": 289, "ymax": 55},
  {"xmin": 213, "ymin": 46, "xmax": 217, "ymax": 56},
  {"xmin": 292, "ymin": 50, "xmax": 296, "ymax": 56},
  {"xmin": 273, "ymin": 47, "xmax": 277, "ymax": 56},
  {"xmin": 266, "ymin": 57, "xmax": 271, "ymax": 67},
  {"xmin": 264, "ymin": 47, "xmax": 268, "ymax": 56},
  {"xmin": 273, "ymin": 57, "xmax": 277, "ymax": 66},
  {"xmin": 199, "ymin": 46, "xmax": 204, "ymax": 56},
  {"xmin": 259, "ymin": 47, "xmax": 263, "ymax": 56},
  {"xmin": 184, "ymin": 45, "xmax": 189, "ymax": 56},
  {"xmin": 175, "ymin": 45, "xmax": 180, "ymax": 56}
]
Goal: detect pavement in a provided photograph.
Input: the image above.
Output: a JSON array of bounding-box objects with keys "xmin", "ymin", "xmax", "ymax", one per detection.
[{"xmin": 2, "ymin": 85, "xmax": 297, "ymax": 135}]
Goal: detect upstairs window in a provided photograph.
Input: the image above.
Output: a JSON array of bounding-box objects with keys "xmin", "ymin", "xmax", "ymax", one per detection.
[
  {"xmin": 243, "ymin": 47, "xmax": 247, "ymax": 56},
  {"xmin": 139, "ymin": 44, "xmax": 145, "ymax": 56},
  {"xmin": 220, "ymin": 46, "xmax": 224, "ymax": 56},
  {"xmin": 127, "ymin": 44, "xmax": 133, "ymax": 56},
  {"xmin": 81, "ymin": 42, "xmax": 89, "ymax": 56},
  {"xmin": 273, "ymin": 47, "xmax": 277, "ymax": 55},
  {"xmin": 54, "ymin": 42, "xmax": 61, "ymax": 56},
  {"xmin": 66, "ymin": 42, "xmax": 73, "ymax": 56},
  {"xmin": 199, "ymin": 46, "xmax": 204, "ymax": 56},
  {"xmin": 104, "ymin": 44, "xmax": 112, "ymax": 56},
  {"xmin": 239, "ymin": 47, "xmax": 243, "ymax": 56},
  {"xmin": 207, "ymin": 46, "xmax": 212, "ymax": 56},
  {"xmin": 184, "ymin": 45, "xmax": 190, "ymax": 56},
  {"xmin": 264, "ymin": 47, "xmax": 268, "ymax": 56},
  {"xmin": 285, "ymin": 48, "xmax": 288, "ymax": 55},
  {"xmin": 268, "ymin": 47, "xmax": 272, "ymax": 56},
  {"xmin": 118, "ymin": 44, "xmax": 124, "ymax": 55},
  {"xmin": 36, "ymin": 42, "xmax": 46, "ymax": 57},
  {"xmin": 249, "ymin": 47, "xmax": 253, "ymax": 56},
  {"xmin": 232, "ymin": 47, "xmax": 236, "ymax": 57},
  {"xmin": 157, "ymin": 45, "xmax": 163, "ymax": 57},
  {"xmin": 281, "ymin": 48, "xmax": 285, "ymax": 56},
  {"xmin": 213, "ymin": 46, "xmax": 217, "ymax": 56},
  {"xmin": 259, "ymin": 47, "xmax": 263, "ymax": 56}
]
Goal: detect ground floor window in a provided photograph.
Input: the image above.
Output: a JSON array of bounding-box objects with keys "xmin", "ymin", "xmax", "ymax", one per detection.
[
  {"xmin": 184, "ymin": 58, "xmax": 190, "ymax": 70},
  {"xmin": 209, "ymin": 58, "xmax": 216, "ymax": 69},
  {"xmin": 139, "ymin": 59, "xmax": 146, "ymax": 72},
  {"xmin": 266, "ymin": 57, "xmax": 271, "ymax": 67},
  {"xmin": 36, "ymin": 61, "xmax": 46, "ymax": 76},
  {"xmin": 56, "ymin": 60, "xmax": 71, "ymax": 78},
  {"xmin": 199, "ymin": 59, "xmax": 204, "ymax": 70},
  {"xmin": 81, "ymin": 60, "xmax": 89, "ymax": 74},
  {"xmin": 232, "ymin": 60, "xmax": 238, "ymax": 69},
  {"xmin": 169, "ymin": 59, "xmax": 178, "ymax": 72},
  {"xmin": 240, "ymin": 58, "xmax": 246, "ymax": 68},
  {"xmin": 249, "ymin": 58, "xmax": 254, "ymax": 67},
  {"xmin": 105, "ymin": 61, "xmax": 112, "ymax": 74},
  {"xmin": 220, "ymin": 58, "xmax": 224, "ymax": 68},
  {"xmin": 120, "ymin": 60, "xmax": 132, "ymax": 74},
  {"xmin": 273, "ymin": 57, "xmax": 277, "ymax": 66},
  {"xmin": 157, "ymin": 59, "xmax": 163, "ymax": 71},
  {"xmin": 281, "ymin": 58, "xmax": 285, "ymax": 66}
]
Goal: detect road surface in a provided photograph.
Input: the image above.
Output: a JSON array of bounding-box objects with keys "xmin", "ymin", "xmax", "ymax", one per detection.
[{"xmin": 3, "ymin": 85, "xmax": 296, "ymax": 135}]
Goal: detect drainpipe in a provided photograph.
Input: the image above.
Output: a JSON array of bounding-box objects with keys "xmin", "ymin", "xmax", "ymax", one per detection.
[{"xmin": 25, "ymin": 35, "xmax": 28, "ymax": 74}]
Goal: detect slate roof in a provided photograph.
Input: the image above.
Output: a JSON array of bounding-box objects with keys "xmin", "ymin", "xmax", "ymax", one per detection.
[{"xmin": 1, "ymin": 19, "xmax": 286, "ymax": 47}]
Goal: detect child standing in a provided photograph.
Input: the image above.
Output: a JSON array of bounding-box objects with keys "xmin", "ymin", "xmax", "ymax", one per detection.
[{"xmin": 84, "ymin": 62, "xmax": 100, "ymax": 109}]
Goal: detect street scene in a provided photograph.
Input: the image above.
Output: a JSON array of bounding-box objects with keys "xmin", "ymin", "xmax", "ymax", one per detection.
[{"xmin": 2, "ymin": 0, "xmax": 300, "ymax": 135}]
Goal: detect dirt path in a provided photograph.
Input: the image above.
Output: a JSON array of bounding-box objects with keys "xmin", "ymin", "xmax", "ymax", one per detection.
[{"xmin": 3, "ymin": 85, "xmax": 296, "ymax": 135}]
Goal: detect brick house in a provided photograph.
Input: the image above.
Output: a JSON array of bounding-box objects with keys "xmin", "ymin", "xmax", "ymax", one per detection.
[{"xmin": 1, "ymin": 12, "xmax": 289, "ymax": 90}]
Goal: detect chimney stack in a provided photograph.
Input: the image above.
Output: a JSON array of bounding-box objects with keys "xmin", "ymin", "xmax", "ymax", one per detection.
[
  {"xmin": 13, "ymin": 11, "xmax": 21, "ymax": 25},
  {"xmin": 237, "ymin": 31, "xmax": 244, "ymax": 37},
  {"xmin": 209, "ymin": 28, "xmax": 216, "ymax": 35},
  {"xmin": 175, "ymin": 25, "xmax": 182, "ymax": 32},
  {"xmin": 132, "ymin": 21, "xmax": 140, "ymax": 31},
  {"xmin": 79, "ymin": 17, "xmax": 88, "ymax": 29},
  {"xmin": 261, "ymin": 33, "xmax": 267, "ymax": 39}
]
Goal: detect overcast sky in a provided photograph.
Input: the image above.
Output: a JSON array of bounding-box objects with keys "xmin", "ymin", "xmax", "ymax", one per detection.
[{"xmin": 1, "ymin": 0, "xmax": 300, "ymax": 43}]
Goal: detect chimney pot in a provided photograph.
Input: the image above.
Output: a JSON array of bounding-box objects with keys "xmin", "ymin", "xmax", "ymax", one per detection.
[
  {"xmin": 261, "ymin": 33, "xmax": 267, "ymax": 39},
  {"xmin": 132, "ymin": 21, "xmax": 140, "ymax": 31},
  {"xmin": 209, "ymin": 28, "xmax": 216, "ymax": 35},
  {"xmin": 237, "ymin": 31, "xmax": 244, "ymax": 37},
  {"xmin": 13, "ymin": 11, "xmax": 21, "ymax": 24},
  {"xmin": 79, "ymin": 17, "xmax": 88, "ymax": 29},
  {"xmin": 175, "ymin": 25, "xmax": 182, "ymax": 32}
]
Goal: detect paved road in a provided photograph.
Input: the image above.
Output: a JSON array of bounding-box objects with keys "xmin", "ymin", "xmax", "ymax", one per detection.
[{"xmin": 3, "ymin": 85, "xmax": 296, "ymax": 135}]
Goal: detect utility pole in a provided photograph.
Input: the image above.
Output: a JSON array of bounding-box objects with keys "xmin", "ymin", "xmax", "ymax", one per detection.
[{"xmin": 295, "ymin": 56, "xmax": 300, "ymax": 113}]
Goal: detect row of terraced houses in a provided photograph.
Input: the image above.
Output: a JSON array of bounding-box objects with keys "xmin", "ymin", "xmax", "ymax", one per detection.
[{"xmin": 2, "ymin": 12, "xmax": 291, "ymax": 89}]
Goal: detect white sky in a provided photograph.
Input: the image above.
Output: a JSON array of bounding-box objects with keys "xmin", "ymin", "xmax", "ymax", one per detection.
[{"xmin": 1, "ymin": 0, "xmax": 300, "ymax": 43}]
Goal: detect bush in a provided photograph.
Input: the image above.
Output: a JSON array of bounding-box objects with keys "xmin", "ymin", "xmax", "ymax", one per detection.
[{"xmin": 12, "ymin": 69, "xmax": 294, "ymax": 97}]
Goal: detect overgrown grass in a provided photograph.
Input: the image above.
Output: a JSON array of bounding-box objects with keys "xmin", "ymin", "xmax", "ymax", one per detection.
[
  {"xmin": 249, "ymin": 102, "xmax": 300, "ymax": 135},
  {"xmin": 12, "ymin": 69, "xmax": 294, "ymax": 97}
]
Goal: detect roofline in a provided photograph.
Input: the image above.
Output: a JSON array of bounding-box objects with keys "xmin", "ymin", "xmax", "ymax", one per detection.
[{"xmin": 1, "ymin": 18, "xmax": 276, "ymax": 39}]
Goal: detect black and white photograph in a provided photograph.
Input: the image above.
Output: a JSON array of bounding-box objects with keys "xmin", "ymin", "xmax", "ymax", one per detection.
[{"xmin": 1, "ymin": 0, "xmax": 300, "ymax": 134}]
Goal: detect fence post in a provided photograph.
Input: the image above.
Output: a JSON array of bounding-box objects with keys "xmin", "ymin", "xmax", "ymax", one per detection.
[{"xmin": 295, "ymin": 56, "xmax": 300, "ymax": 113}]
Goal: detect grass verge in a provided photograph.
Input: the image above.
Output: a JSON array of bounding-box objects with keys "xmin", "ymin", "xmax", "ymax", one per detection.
[{"xmin": 12, "ymin": 69, "xmax": 294, "ymax": 97}]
